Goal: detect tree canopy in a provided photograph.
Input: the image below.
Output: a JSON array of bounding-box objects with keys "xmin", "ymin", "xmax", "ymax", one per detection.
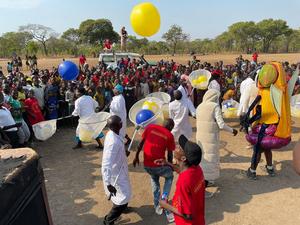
[
  {"xmin": 162, "ymin": 25, "xmax": 189, "ymax": 55},
  {"xmin": 19, "ymin": 24, "xmax": 57, "ymax": 56},
  {"xmin": 78, "ymin": 19, "xmax": 119, "ymax": 44},
  {"xmin": 0, "ymin": 18, "xmax": 299, "ymax": 58}
]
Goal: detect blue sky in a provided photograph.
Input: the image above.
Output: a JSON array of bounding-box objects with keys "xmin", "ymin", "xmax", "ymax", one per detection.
[{"xmin": 0, "ymin": 0, "xmax": 299, "ymax": 40}]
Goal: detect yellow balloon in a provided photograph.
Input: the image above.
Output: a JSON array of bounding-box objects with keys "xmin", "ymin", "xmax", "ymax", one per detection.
[
  {"xmin": 228, "ymin": 107, "xmax": 237, "ymax": 111},
  {"xmin": 197, "ymin": 75, "xmax": 207, "ymax": 83},
  {"xmin": 192, "ymin": 80, "xmax": 199, "ymax": 86},
  {"xmin": 130, "ymin": 2, "xmax": 160, "ymax": 37},
  {"xmin": 142, "ymin": 100, "xmax": 159, "ymax": 114}
]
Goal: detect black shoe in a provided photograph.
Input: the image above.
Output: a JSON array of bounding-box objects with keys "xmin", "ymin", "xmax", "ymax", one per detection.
[
  {"xmin": 247, "ymin": 168, "xmax": 257, "ymax": 180},
  {"xmin": 265, "ymin": 165, "xmax": 276, "ymax": 177},
  {"xmin": 96, "ymin": 144, "xmax": 103, "ymax": 149},
  {"xmin": 103, "ymin": 215, "xmax": 121, "ymax": 225},
  {"xmin": 72, "ymin": 143, "xmax": 83, "ymax": 149},
  {"xmin": 103, "ymin": 216, "xmax": 112, "ymax": 225}
]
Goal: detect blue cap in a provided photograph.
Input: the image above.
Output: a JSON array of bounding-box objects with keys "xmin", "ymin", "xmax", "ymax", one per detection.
[{"xmin": 114, "ymin": 84, "xmax": 124, "ymax": 93}]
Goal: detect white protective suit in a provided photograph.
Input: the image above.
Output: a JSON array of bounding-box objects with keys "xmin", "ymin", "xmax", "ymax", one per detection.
[
  {"xmin": 110, "ymin": 94, "xmax": 127, "ymax": 139},
  {"xmin": 72, "ymin": 95, "xmax": 98, "ymax": 138},
  {"xmin": 101, "ymin": 130, "xmax": 131, "ymax": 205},
  {"xmin": 169, "ymin": 98, "xmax": 196, "ymax": 141}
]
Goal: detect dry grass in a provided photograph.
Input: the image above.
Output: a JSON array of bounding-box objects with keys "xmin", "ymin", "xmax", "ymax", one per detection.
[{"xmin": 1, "ymin": 53, "xmax": 300, "ymax": 73}]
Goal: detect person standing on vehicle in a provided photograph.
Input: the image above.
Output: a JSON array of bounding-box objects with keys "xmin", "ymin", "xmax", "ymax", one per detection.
[{"xmin": 120, "ymin": 27, "xmax": 128, "ymax": 52}]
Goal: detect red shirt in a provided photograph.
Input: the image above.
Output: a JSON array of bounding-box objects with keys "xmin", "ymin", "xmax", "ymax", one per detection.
[
  {"xmin": 252, "ymin": 53, "xmax": 258, "ymax": 62},
  {"xmin": 124, "ymin": 59, "xmax": 129, "ymax": 68},
  {"xmin": 24, "ymin": 97, "xmax": 44, "ymax": 125},
  {"xmin": 165, "ymin": 72, "xmax": 172, "ymax": 79},
  {"xmin": 142, "ymin": 124, "xmax": 175, "ymax": 167},
  {"xmin": 172, "ymin": 166, "xmax": 205, "ymax": 225},
  {"xmin": 104, "ymin": 41, "xmax": 112, "ymax": 49},
  {"xmin": 172, "ymin": 64, "xmax": 178, "ymax": 71},
  {"xmin": 79, "ymin": 56, "xmax": 86, "ymax": 65},
  {"xmin": 123, "ymin": 75, "xmax": 130, "ymax": 85},
  {"xmin": 92, "ymin": 75, "xmax": 100, "ymax": 86}
]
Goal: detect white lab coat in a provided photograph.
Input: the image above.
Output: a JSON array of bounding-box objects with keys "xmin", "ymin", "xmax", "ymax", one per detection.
[
  {"xmin": 72, "ymin": 95, "xmax": 98, "ymax": 137},
  {"xmin": 177, "ymin": 85, "xmax": 196, "ymax": 114},
  {"xmin": 237, "ymin": 78, "xmax": 258, "ymax": 116},
  {"xmin": 169, "ymin": 99, "xmax": 196, "ymax": 141},
  {"xmin": 101, "ymin": 130, "xmax": 131, "ymax": 205},
  {"xmin": 110, "ymin": 94, "xmax": 127, "ymax": 139}
]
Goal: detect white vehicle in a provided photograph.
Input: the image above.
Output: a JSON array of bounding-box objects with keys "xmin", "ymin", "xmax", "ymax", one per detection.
[{"xmin": 98, "ymin": 52, "xmax": 156, "ymax": 70}]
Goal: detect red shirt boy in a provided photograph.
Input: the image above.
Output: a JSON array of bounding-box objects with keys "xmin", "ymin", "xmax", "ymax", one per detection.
[
  {"xmin": 172, "ymin": 165, "xmax": 205, "ymax": 225},
  {"xmin": 141, "ymin": 124, "xmax": 175, "ymax": 167},
  {"xmin": 159, "ymin": 135, "xmax": 205, "ymax": 225}
]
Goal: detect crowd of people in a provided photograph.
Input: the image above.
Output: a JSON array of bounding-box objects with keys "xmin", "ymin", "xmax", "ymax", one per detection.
[{"xmin": 1, "ymin": 52, "xmax": 300, "ymax": 225}]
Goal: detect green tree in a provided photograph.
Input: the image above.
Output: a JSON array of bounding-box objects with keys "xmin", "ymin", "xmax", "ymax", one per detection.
[
  {"xmin": 228, "ymin": 21, "xmax": 258, "ymax": 52},
  {"xmin": 127, "ymin": 35, "xmax": 149, "ymax": 52},
  {"xmin": 62, "ymin": 28, "xmax": 80, "ymax": 43},
  {"xmin": 214, "ymin": 32, "xmax": 234, "ymax": 52},
  {"xmin": 19, "ymin": 24, "xmax": 57, "ymax": 56},
  {"xmin": 289, "ymin": 29, "xmax": 300, "ymax": 52},
  {"xmin": 78, "ymin": 19, "xmax": 119, "ymax": 44},
  {"xmin": 61, "ymin": 28, "xmax": 81, "ymax": 56},
  {"xmin": 0, "ymin": 32, "xmax": 32, "ymax": 57},
  {"xmin": 47, "ymin": 37, "xmax": 78, "ymax": 56},
  {"xmin": 283, "ymin": 28, "xmax": 295, "ymax": 53},
  {"xmin": 141, "ymin": 41, "xmax": 169, "ymax": 54},
  {"xmin": 256, "ymin": 19, "xmax": 290, "ymax": 53},
  {"xmin": 26, "ymin": 41, "xmax": 39, "ymax": 55},
  {"xmin": 162, "ymin": 25, "xmax": 189, "ymax": 55}
]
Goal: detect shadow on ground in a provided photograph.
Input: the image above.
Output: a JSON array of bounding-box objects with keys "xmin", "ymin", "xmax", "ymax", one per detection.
[
  {"xmin": 206, "ymin": 160, "xmax": 300, "ymax": 224},
  {"xmin": 35, "ymin": 128, "xmax": 101, "ymax": 225}
]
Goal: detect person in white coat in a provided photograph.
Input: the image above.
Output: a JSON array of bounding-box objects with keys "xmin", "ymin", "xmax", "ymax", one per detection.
[
  {"xmin": 72, "ymin": 87, "xmax": 103, "ymax": 149},
  {"xmin": 102, "ymin": 115, "xmax": 131, "ymax": 225},
  {"xmin": 169, "ymin": 90, "xmax": 196, "ymax": 142},
  {"xmin": 196, "ymin": 89, "xmax": 238, "ymax": 186},
  {"xmin": 177, "ymin": 76, "xmax": 196, "ymax": 117},
  {"xmin": 110, "ymin": 84, "xmax": 131, "ymax": 145},
  {"xmin": 237, "ymin": 75, "xmax": 258, "ymax": 117}
]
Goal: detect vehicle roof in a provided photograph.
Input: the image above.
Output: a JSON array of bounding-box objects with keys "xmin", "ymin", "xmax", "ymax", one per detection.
[{"xmin": 99, "ymin": 52, "xmax": 140, "ymax": 57}]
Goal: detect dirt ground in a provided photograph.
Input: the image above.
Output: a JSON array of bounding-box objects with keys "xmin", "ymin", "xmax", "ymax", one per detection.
[
  {"xmin": 33, "ymin": 116, "xmax": 300, "ymax": 225},
  {"xmin": 1, "ymin": 53, "xmax": 300, "ymax": 72}
]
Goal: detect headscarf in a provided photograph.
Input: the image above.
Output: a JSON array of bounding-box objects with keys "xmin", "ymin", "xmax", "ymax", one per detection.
[
  {"xmin": 114, "ymin": 84, "xmax": 124, "ymax": 93},
  {"xmin": 202, "ymin": 89, "xmax": 220, "ymax": 104}
]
